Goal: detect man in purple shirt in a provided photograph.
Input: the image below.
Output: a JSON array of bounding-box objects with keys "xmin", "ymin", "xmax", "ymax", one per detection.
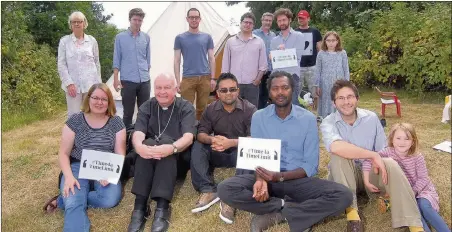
[{"xmin": 221, "ymin": 12, "xmax": 268, "ymax": 108}]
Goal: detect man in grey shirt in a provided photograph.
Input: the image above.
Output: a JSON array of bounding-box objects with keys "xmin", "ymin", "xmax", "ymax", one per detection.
[
  {"xmin": 174, "ymin": 8, "xmax": 216, "ymax": 120},
  {"xmin": 113, "ymin": 8, "xmax": 151, "ymax": 129},
  {"xmin": 320, "ymin": 80, "xmax": 424, "ymax": 232},
  {"xmin": 270, "ymin": 8, "xmax": 304, "ymax": 106}
]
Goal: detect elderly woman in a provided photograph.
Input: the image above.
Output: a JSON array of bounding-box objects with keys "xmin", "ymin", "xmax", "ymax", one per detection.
[
  {"xmin": 58, "ymin": 11, "xmax": 102, "ymax": 118},
  {"xmin": 43, "ymin": 83, "xmax": 126, "ymax": 232}
]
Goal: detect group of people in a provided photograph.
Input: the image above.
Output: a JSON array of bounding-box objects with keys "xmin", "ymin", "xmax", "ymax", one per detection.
[{"xmin": 45, "ymin": 6, "xmax": 450, "ymax": 232}]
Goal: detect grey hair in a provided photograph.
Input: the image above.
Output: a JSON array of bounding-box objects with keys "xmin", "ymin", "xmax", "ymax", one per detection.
[
  {"xmin": 68, "ymin": 11, "xmax": 88, "ymax": 30},
  {"xmin": 261, "ymin": 12, "xmax": 274, "ymax": 20}
]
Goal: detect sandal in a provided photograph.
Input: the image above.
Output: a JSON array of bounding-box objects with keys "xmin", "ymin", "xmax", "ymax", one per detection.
[{"xmin": 43, "ymin": 195, "xmax": 59, "ymax": 214}]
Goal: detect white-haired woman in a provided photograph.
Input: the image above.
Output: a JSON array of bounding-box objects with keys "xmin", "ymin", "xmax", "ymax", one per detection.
[{"xmin": 58, "ymin": 11, "xmax": 102, "ymax": 118}]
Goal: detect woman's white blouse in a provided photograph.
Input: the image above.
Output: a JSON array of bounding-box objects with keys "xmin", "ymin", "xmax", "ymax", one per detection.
[{"xmin": 57, "ymin": 33, "xmax": 101, "ymax": 93}]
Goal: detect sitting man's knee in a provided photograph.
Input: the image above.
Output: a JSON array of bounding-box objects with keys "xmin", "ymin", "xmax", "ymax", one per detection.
[{"xmin": 382, "ymin": 158, "xmax": 399, "ymax": 168}]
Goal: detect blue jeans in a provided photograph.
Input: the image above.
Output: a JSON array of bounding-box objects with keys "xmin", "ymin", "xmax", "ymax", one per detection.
[
  {"xmin": 417, "ymin": 198, "xmax": 451, "ymax": 232},
  {"xmin": 57, "ymin": 162, "xmax": 122, "ymax": 232}
]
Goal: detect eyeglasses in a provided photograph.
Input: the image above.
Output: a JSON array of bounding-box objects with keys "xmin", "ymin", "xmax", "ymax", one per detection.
[
  {"xmin": 71, "ymin": 20, "xmax": 84, "ymax": 25},
  {"xmin": 262, "ymin": 19, "xmax": 272, "ymax": 22},
  {"xmin": 90, "ymin": 96, "xmax": 108, "ymax": 103},
  {"xmin": 187, "ymin": 16, "xmax": 200, "ymax": 20},
  {"xmin": 335, "ymin": 95, "xmax": 356, "ymax": 102},
  {"xmin": 242, "ymin": 21, "xmax": 254, "ymax": 25},
  {"xmin": 326, "ymin": 39, "xmax": 337, "ymax": 43},
  {"xmin": 218, "ymin": 87, "xmax": 239, "ymax": 93}
]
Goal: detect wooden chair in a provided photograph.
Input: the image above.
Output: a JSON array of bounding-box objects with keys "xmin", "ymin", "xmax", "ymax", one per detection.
[{"xmin": 375, "ymin": 87, "xmax": 401, "ymax": 117}]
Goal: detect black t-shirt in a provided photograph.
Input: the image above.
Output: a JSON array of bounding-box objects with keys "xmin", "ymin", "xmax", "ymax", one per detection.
[
  {"xmin": 134, "ymin": 97, "xmax": 196, "ymax": 141},
  {"xmin": 294, "ymin": 27, "xmax": 322, "ymax": 67}
]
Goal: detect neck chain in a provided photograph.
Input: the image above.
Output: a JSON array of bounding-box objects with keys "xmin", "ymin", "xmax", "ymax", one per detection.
[{"xmin": 155, "ymin": 102, "xmax": 175, "ymax": 142}]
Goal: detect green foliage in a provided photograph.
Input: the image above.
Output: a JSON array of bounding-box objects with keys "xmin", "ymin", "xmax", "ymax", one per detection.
[
  {"xmin": 2, "ymin": 2, "xmax": 64, "ymax": 116},
  {"xmin": 345, "ymin": 2, "xmax": 452, "ymax": 92}
]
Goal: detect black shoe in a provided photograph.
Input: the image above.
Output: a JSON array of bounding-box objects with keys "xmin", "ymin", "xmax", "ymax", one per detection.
[
  {"xmin": 127, "ymin": 206, "xmax": 150, "ymax": 232},
  {"xmin": 150, "ymin": 207, "xmax": 171, "ymax": 232}
]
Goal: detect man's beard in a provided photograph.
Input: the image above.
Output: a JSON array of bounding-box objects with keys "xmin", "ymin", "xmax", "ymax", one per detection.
[
  {"xmin": 189, "ymin": 24, "xmax": 199, "ymax": 30},
  {"xmin": 278, "ymin": 24, "xmax": 289, "ymax": 31}
]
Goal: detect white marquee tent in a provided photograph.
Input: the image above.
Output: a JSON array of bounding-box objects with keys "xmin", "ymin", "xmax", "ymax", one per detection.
[{"xmin": 105, "ymin": 2, "xmax": 240, "ymax": 118}]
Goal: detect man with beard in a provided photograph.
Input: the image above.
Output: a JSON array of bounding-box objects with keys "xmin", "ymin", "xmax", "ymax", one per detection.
[
  {"xmin": 222, "ymin": 12, "xmax": 268, "ymax": 108},
  {"xmin": 253, "ymin": 12, "xmax": 276, "ymax": 109},
  {"xmin": 113, "ymin": 8, "xmax": 151, "ymax": 129},
  {"xmin": 320, "ymin": 80, "xmax": 425, "ymax": 232},
  {"xmin": 174, "ymin": 8, "xmax": 216, "ymax": 120},
  {"xmin": 270, "ymin": 8, "xmax": 304, "ymax": 106},
  {"xmin": 218, "ymin": 71, "xmax": 352, "ymax": 232},
  {"xmin": 190, "ymin": 73, "xmax": 257, "ymax": 224},
  {"xmin": 295, "ymin": 10, "xmax": 322, "ymax": 110},
  {"xmin": 127, "ymin": 73, "xmax": 196, "ymax": 232}
]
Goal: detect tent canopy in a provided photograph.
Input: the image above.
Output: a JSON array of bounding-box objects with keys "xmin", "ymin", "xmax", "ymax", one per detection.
[{"xmin": 106, "ymin": 2, "xmax": 239, "ymax": 100}]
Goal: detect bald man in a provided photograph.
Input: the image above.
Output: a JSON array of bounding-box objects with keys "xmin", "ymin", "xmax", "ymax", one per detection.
[{"xmin": 127, "ymin": 73, "xmax": 196, "ymax": 232}]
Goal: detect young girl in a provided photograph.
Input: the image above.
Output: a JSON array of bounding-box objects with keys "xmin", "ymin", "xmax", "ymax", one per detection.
[
  {"xmin": 363, "ymin": 123, "xmax": 450, "ymax": 232},
  {"xmin": 314, "ymin": 31, "xmax": 350, "ymax": 119}
]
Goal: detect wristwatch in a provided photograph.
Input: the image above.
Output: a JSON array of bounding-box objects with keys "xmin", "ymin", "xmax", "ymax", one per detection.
[
  {"xmin": 172, "ymin": 143, "xmax": 178, "ymax": 154},
  {"xmin": 279, "ymin": 173, "xmax": 285, "ymax": 182}
]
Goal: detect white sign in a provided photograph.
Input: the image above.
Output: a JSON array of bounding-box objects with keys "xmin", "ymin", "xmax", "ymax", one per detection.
[
  {"xmin": 236, "ymin": 137, "xmax": 281, "ymax": 172},
  {"xmin": 78, "ymin": 149, "xmax": 125, "ymax": 185},
  {"xmin": 270, "ymin": 48, "xmax": 298, "ymax": 69}
]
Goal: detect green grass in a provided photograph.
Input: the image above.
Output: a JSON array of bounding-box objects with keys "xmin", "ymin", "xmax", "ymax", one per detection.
[
  {"xmin": 1, "ymin": 88, "xmax": 451, "ymax": 232},
  {"xmin": 1, "ymin": 105, "xmax": 65, "ymax": 132}
]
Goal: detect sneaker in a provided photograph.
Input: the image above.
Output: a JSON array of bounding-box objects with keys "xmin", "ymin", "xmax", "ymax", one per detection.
[
  {"xmin": 250, "ymin": 212, "xmax": 286, "ymax": 232},
  {"xmin": 191, "ymin": 192, "xmax": 220, "ymax": 213},
  {"xmin": 219, "ymin": 201, "xmax": 236, "ymax": 224},
  {"xmin": 377, "ymin": 195, "xmax": 391, "ymax": 213}
]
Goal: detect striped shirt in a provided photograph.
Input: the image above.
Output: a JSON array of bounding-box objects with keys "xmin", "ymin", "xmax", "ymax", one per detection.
[
  {"xmin": 66, "ymin": 112, "xmax": 125, "ymax": 161},
  {"xmin": 362, "ymin": 147, "xmax": 440, "ymax": 212}
]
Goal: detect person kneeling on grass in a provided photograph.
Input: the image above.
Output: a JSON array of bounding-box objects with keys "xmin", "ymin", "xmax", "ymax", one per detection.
[
  {"xmin": 190, "ymin": 73, "xmax": 257, "ymax": 224},
  {"xmin": 217, "ymin": 71, "xmax": 353, "ymax": 232},
  {"xmin": 362, "ymin": 123, "xmax": 451, "ymax": 232},
  {"xmin": 43, "ymin": 83, "xmax": 126, "ymax": 232}
]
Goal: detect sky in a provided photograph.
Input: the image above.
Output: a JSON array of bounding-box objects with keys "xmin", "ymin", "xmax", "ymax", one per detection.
[{"xmin": 101, "ymin": 2, "xmax": 249, "ymax": 30}]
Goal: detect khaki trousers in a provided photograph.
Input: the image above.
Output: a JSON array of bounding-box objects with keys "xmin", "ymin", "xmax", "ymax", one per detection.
[
  {"xmin": 180, "ymin": 75, "xmax": 211, "ymax": 120},
  {"xmin": 328, "ymin": 155, "xmax": 423, "ymax": 228},
  {"xmin": 66, "ymin": 92, "xmax": 87, "ymax": 118}
]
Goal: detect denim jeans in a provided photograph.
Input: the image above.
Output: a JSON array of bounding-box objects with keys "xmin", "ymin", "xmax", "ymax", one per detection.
[
  {"xmin": 417, "ymin": 198, "xmax": 451, "ymax": 232},
  {"xmin": 57, "ymin": 162, "xmax": 122, "ymax": 232}
]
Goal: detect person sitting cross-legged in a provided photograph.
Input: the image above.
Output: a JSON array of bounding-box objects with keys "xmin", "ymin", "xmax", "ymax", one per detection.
[
  {"xmin": 218, "ymin": 71, "xmax": 353, "ymax": 232},
  {"xmin": 190, "ymin": 72, "xmax": 257, "ymax": 224}
]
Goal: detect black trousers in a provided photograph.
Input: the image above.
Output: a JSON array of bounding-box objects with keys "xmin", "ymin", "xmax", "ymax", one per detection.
[
  {"xmin": 218, "ymin": 174, "xmax": 353, "ymax": 231},
  {"xmin": 131, "ymin": 136, "xmax": 189, "ymax": 201},
  {"xmin": 120, "ymin": 80, "xmax": 150, "ymax": 129},
  {"xmin": 190, "ymin": 141, "xmax": 238, "ymax": 193},
  {"xmin": 258, "ymin": 71, "xmax": 271, "ymax": 110}
]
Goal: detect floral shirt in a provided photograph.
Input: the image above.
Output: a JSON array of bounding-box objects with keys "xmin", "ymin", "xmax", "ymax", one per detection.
[{"xmin": 58, "ymin": 33, "xmax": 101, "ymax": 93}]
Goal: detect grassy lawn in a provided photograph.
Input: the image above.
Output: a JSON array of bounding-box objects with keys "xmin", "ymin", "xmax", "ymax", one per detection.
[{"xmin": 1, "ymin": 88, "xmax": 450, "ymax": 232}]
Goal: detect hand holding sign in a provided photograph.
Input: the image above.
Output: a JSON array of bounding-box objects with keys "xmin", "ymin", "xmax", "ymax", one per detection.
[{"xmin": 255, "ymin": 166, "xmax": 279, "ymax": 182}]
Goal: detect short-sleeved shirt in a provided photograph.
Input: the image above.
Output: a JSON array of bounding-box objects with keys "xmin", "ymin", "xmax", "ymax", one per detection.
[
  {"xmin": 198, "ymin": 98, "xmax": 257, "ymax": 139},
  {"xmin": 66, "ymin": 112, "xmax": 125, "ymax": 161},
  {"xmin": 174, "ymin": 32, "xmax": 214, "ymax": 77},
  {"xmin": 319, "ymin": 108, "xmax": 387, "ymax": 167},
  {"xmin": 294, "ymin": 27, "xmax": 322, "ymax": 67},
  {"xmin": 251, "ymin": 104, "xmax": 319, "ymax": 176},
  {"xmin": 134, "ymin": 97, "xmax": 196, "ymax": 140}
]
